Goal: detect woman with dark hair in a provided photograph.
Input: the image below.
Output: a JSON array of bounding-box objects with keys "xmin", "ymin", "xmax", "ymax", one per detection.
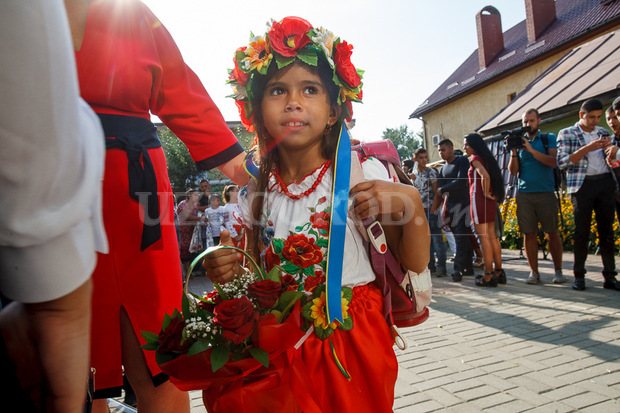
[{"xmin": 463, "ymin": 133, "xmax": 506, "ymax": 287}]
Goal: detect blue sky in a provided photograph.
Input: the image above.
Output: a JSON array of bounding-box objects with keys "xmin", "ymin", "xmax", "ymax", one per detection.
[{"xmin": 143, "ymin": 0, "xmax": 527, "ymax": 141}]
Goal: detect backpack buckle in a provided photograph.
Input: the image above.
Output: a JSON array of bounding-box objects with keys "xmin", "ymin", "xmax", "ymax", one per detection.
[{"xmin": 367, "ymin": 221, "xmax": 388, "ymax": 254}]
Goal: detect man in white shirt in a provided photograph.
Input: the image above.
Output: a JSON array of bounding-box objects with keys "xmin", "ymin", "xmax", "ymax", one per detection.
[{"xmin": 0, "ymin": 0, "xmax": 107, "ymax": 411}]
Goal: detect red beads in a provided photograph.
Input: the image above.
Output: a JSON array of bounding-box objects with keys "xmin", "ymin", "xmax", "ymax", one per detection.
[{"xmin": 274, "ymin": 161, "xmax": 331, "ymax": 200}]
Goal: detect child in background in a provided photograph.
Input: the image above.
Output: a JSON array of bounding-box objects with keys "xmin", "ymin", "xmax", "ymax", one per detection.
[
  {"xmin": 205, "ymin": 193, "xmax": 225, "ymax": 245},
  {"xmin": 203, "ymin": 16, "xmax": 429, "ymax": 412},
  {"xmin": 222, "ymin": 184, "xmax": 243, "ymax": 246}
]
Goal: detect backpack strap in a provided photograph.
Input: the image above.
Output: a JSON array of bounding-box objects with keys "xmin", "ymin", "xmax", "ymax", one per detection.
[
  {"xmin": 350, "ymin": 154, "xmax": 408, "ymax": 347},
  {"xmin": 540, "ymin": 132, "xmax": 549, "ymax": 154}
]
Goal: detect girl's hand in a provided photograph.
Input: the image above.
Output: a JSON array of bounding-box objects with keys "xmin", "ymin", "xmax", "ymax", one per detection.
[
  {"xmin": 350, "ymin": 180, "xmax": 413, "ymax": 222},
  {"xmin": 202, "ymin": 230, "xmax": 242, "ymax": 284}
]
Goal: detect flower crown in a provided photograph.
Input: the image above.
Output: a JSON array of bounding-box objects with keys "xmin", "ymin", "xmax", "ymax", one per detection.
[{"xmin": 228, "ymin": 16, "xmax": 364, "ymax": 132}]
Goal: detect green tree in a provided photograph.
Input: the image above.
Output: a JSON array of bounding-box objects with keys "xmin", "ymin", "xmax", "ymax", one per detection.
[
  {"xmin": 158, "ymin": 127, "xmax": 200, "ymax": 192},
  {"xmin": 381, "ymin": 125, "xmax": 423, "ymax": 161},
  {"xmin": 159, "ymin": 123, "xmax": 256, "ymax": 192}
]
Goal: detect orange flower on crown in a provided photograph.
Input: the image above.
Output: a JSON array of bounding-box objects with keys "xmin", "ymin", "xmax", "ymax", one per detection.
[
  {"xmin": 242, "ymin": 36, "xmax": 272, "ymax": 73},
  {"xmin": 268, "ymin": 17, "xmax": 312, "ymax": 57}
]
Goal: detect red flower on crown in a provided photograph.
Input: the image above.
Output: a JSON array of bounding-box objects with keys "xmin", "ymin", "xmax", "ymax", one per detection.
[
  {"xmin": 268, "ymin": 17, "xmax": 312, "ymax": 57},
  {"xmin": 235, "ymin": 101, "xmax": 254, "ymax": 132},
  {"xmin": 231, "ymin": 47, "xmax": 250, "ymax": 87},
  {"xmin": 333, "ymin": 41, "xmax": 361, "ymax": 88}
]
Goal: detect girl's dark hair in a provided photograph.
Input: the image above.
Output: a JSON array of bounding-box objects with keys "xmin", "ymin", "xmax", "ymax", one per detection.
[
  {"xmin": 222, "ymin": 184, "xmax": 239, "ymax": 203},
  {"xmin": 464, "ymin": 133, "xmax": 505, "ymax": 203},
  {"xmin": 248, "ymin": 57, "xmax": 344, "ymax": 264}
]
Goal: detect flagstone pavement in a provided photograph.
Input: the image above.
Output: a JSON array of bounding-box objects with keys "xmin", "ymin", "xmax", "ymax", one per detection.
[{"xmin": 174, "ymin": 249, "xmax": 620, "ymax": 412}]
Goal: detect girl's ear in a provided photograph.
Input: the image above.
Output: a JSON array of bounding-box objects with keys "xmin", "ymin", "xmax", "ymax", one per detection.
[{"xmin": 328, "ymin": 105, "xmax": 342, "ymax": 128}]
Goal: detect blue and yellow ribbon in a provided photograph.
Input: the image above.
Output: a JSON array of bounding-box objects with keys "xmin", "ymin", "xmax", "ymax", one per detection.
[{"xmin": 325, "ymin": 125, "xmax": 351, "ymax": 324}]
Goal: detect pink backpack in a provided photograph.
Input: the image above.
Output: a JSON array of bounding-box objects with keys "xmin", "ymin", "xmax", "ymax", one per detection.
[{"xmin": 350, "ymin": 141, "xmax": 432, "ymax": 349}]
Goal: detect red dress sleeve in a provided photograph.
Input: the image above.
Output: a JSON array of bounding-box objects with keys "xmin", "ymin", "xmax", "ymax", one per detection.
[{"xmin": 75, "ymin": 0, "xmax": 242, "ymax": 170}]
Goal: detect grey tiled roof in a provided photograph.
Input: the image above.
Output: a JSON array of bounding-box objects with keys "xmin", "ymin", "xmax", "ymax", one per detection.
[{"xmin": 410, "ymin": 0, "xmax": 620, "ymax": 118}]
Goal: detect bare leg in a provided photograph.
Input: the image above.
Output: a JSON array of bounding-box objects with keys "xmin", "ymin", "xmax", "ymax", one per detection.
[
  {"xmin": 546, "ymin": 231, "xmax": 563, "ymax": 271},
  {"xmin": 474, "ymin": 222, "xmax": 494, "ymax": 279},
  {"xmin": 120, "ymin": 308, "xmax": 189, "ymax": 413},
  {"xmin": 487, "ymin": 220, "xmax": 501, "ymax": 270},
  {"xmin": 523, "ymin": 232, "xmax": 538, "ymax": 273}
]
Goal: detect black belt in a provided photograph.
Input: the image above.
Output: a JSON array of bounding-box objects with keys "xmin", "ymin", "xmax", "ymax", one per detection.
[
  {"xmin": 98, "ymin": 113, "xmax": 162, "ymax": 251},
  {"xmin": 584, "ymin": 173, "xmax": 613, "ymax": 181}
]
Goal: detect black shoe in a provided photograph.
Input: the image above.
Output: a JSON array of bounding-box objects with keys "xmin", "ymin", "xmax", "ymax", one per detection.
[
  {"xmin": 462, "ymin": 267, "xmax": 475, "ymax": 276},
  {"xmin": 475, "ymin": 272, "xmax": 498, "ymax": 287},
  {"xmin": 452, "ymin": 272, "xmax": 463, "ymax": 282},
  {"xmin": 603, "ymin": 279, "xmax": 620, "ymax": 291},
  {"xmin": 572, "ymin": 278, "xmax": 586, "ymax": 291},
  {"xmin": 495, "ymin": 269, "xmax": 506, "ymax": 285}
]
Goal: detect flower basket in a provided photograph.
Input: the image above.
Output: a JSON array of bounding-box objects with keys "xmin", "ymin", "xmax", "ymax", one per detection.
[{"xmin": 141, "ymin": 246, "xmax": 307, "ymax": 413}]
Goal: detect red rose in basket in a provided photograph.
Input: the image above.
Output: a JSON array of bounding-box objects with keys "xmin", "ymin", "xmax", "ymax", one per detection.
[{"xmin": 141, "ymin": 246, "xmax": 307, "ymax": 412}]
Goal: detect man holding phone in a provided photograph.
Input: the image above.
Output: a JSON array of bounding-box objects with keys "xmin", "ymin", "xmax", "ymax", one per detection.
[{"xmin": 557, "ymin": 98, "xmax": 618, "ymax": 291}]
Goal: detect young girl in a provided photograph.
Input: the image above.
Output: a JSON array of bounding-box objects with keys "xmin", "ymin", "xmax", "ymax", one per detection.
[
  {"xmin": 204, "ymin": 16, "xmax": 429, "ymax": 412},
  {"xmin": 205, "ymin": 193, "xmax": 225, "ymax": 245},
  {"xmin": 463, "ymin": 133, "xmax": 506, "ymax": 287},
  {"xmin": 222, "ymin": 184, "xmax": 243, "ymax": 245}
]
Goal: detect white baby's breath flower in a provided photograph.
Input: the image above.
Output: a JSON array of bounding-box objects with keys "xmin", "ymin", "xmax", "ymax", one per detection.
[{"xmin": 312, "ymin": 27, "xmax": 335, "ymax": 67}]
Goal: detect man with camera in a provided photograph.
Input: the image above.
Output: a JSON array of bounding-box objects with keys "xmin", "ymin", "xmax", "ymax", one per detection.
[
  {"xmin": 508, "ymin": 108, "xmax": 565, "ymax": 285},
  {"xmin": 557, "ymin": 98, "xmax": 618, "ymax": 292}
]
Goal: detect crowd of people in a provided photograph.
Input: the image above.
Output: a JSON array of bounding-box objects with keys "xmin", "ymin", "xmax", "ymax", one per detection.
[
  {"xmin": 1, "ymin": 0, "xmax": 619, "ymax": 412},
  {"xmin": 405, "ymin": 99, "xmax": 620, "ymax": 292},
  {"xmin": 176, "ymin": 180, "xmax": 243, "ymax": 278}
]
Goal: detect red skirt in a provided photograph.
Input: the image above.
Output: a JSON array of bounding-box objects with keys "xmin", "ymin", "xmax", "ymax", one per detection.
[
  {"xmin": 90, "ymin": 147, "xmax": 183, "ymax": 394},
  {"xmin": 201, "ymin": 283, "xmax": 398, "ymax": 413},
  {"xmin": 298, "ymin": 284, "xmax": 398, "ymax": 413}
]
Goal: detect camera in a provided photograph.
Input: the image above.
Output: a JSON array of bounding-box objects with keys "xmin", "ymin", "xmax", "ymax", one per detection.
[{"xmin": 500, "ymin": 126, "xmax": 531, "ymax": 151}]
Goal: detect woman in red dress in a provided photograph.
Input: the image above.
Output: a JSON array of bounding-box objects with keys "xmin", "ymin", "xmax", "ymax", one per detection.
[
  {"xmin": 74, "ymin": 1, "xmax": 246, "ymax": 410},
  {"xmin": 463, "ymin": 133, "xmax": 506, "ymax": 287}
]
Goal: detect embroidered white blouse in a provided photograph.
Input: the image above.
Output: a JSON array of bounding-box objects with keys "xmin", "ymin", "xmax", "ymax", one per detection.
[{"xmin": 238, "ymin": 157, "xmax": 390, "ymax": 289}]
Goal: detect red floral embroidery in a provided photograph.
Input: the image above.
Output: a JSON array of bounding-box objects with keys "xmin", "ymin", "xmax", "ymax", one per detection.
[
  {"xmin": 282, "ymin": 234, "xmax": 323, "ymax": 268},
  {"xmin": 310, "ymin": 211, "xmax": 330, "ymax": 232},
  {"xmin": 303, "ymin": 271, "xmax": 326, "ymax": 293},
  {"xmin": 263, "ymin": 245, "xmax": 281, "ymax": 272}
]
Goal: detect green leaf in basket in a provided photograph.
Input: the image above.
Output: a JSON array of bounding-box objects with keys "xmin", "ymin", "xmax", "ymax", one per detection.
[
  {"xmin": 141, "ymin": 330, "xmax": 160, "ymax": 344},
  {"xmin": 181, "ymin": 294, "xmax": 190, "ymax": 318},
  {"xmin": 188, "ymin": 339, "xmax": 212, "ymax": 356},
  {"xmin": 162, "ymin": 312, "xmax": 172, "ymax": 331},
  {"xmin": 141, "ymin": 341, "xmax": 159, "ymax": 351},
  {"xmin": 155, "ymin": 351, "xmax": 178, "ymax": 365},
  {"xmin": 276, "ymin": 291, "xmax": 305, "ymax": 321},
  {"xmin": 211, "ymin": 345, "xmax": 230, "ymax": 372},
  {"xmin": 265, "ymin": 266, "xmax": 281, "ymax": 283},
  {"xmin": 213, "ymin": 283, "xmax": 230, "ymax": 300},
  {"xmin": 249, "ymin": 347, "xmax": 269, "ymax": 368}
]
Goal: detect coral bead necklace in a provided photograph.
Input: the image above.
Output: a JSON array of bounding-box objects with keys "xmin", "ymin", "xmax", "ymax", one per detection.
[{"xmin": 274, "ymin": 161, "xmax": 331, "ymax": 200}]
